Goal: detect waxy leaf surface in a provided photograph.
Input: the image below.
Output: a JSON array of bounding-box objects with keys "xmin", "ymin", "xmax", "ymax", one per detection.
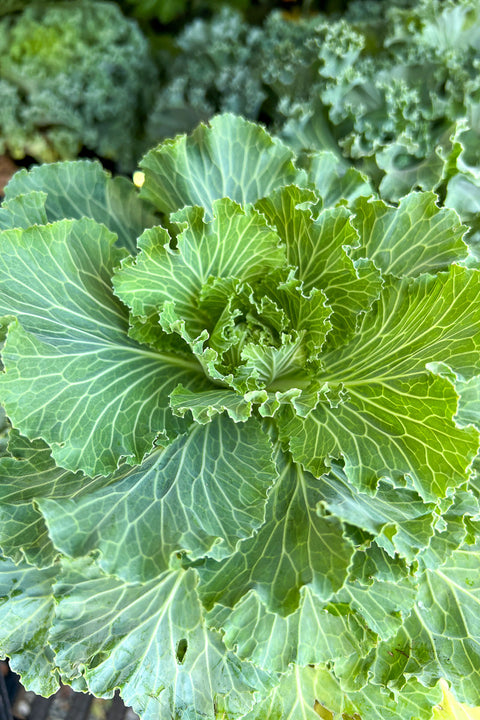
[
  {"xmin": 0, "ymin": 219, "xmax": 203, "ymax": 475},
  {"xmin": 282, "ymin": 267, "xmax": 480, "ymax": 499},
  {"xmin": 52, "ymin": 560, "xmax": 272, "ymax": 720},
  {"xmin": 40, "ymin": 417, "xmax": 276, "ymax": 580}
]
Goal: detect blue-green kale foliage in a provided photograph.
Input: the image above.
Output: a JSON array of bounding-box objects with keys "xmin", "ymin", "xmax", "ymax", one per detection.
[
  {"xmin": 0, "ymin": 0, "xmax": 157, "ymax": 168},
  {"xmin": 148, "ymin": 0, "xmax": 480, "ymax": 202}
]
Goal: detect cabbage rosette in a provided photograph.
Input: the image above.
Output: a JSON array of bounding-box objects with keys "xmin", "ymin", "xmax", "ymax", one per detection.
[{"xmin": 0, "ymin": 115, "xmax": 479, "ymax": 720}]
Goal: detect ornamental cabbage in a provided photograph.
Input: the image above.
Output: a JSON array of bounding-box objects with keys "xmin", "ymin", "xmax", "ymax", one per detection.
[{"xmin": 0, "ymin": 114, "xmax": 479, "ymax": 720}]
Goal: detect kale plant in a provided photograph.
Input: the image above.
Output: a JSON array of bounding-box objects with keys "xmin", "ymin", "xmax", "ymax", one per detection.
[
  {"xmin": 0, "ymin": 0, "xmax": 156, "ymax": 169},
  {"xmin": 0, "ymin": 114, "xmax": 479, "ymax": 720},
  {"xmin": 280, "ymin": 0, "xmax": 480, "ymax": 199},
  {"xmin": 150, "ymin": 0, "xmax": 480, "ymax": 208},
  {"xmin": 147, "ymin": 8, "xmax": 265, "ymax": 140}
]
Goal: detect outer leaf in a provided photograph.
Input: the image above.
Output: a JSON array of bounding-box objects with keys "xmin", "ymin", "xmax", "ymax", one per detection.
[
  {"xmin": 197, "ymin": 448, "xmax": 354, "ymax": 615},
  {"xmin": 351, "ymin": 192, "xmax": 468, "ymax": 277},
  {"xmin": 374, "ymin": 542, "xmax": 480, "ymax": 706},
  {"xmin": 0, "ymin": 504, "xmax": 55, "ymax": 568},
  {"xmin": 4, "ymin": 160, "xmax": 156, "ymax": 253},
  {"xmin": 337, "ymin": 561, "xmax": 418, "ymax": 641},
  {"xmin": 419, "ymin": 490, "xmax": 479, "ymax": 571},
  {"xmin": 446, "ymin": 172, "xmax": 480, "ymax": 215},
  {"xmin": 242, "ymin": 665, "xmax": 441, "ymax": 720},
  {"xmin": 0, "ymin": 219, "xmax": 204, "ymax": 475},
  {"xmin": 318, "ymin": 463, "xmax": 438, "ymax": 562},
  {"xmin": 207, "ymin": 587, "xmax": 376, "ymax": 674},
  {"xmin": 140, "ymin": 114, "xmax": 299, "ymax": 218},
  {"xmin": 40, "ymin": 417, "xmax": 276, "ymax": 580},
  {"xmin": 0, "ymin": 1, "xmax": 32, "ymax": 14},
  {"xmin": 240, "ymin": 666, "xmax": 327, "ymax": 720},
  {"xmin": 0, "ymin": 430, "xmax": 108, "ymax": 503},
  {"xmin": 0, "ymin": 555, "xmax": 58, "ymax": 695},
  {"xmin": 51, "ymin": 560, "xmax": 272, "ymax": 720},
  {"xmin": 0, "ymin": 191, "xmax": 48, "ymax": 229},
  {"xmin": 281, "ymin": 267, "xmax": 480, "ymax": 500},
  {"xmin": 347, "ymin": 542, "xmax": 413, "ymax": 586},
  {"xmin": 0, "ymin": 430, "xmax": 91, "ymax": 566},
  {"xmin": 457, "ymin": 375, "xmax": 480, "ymax": 429}
]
